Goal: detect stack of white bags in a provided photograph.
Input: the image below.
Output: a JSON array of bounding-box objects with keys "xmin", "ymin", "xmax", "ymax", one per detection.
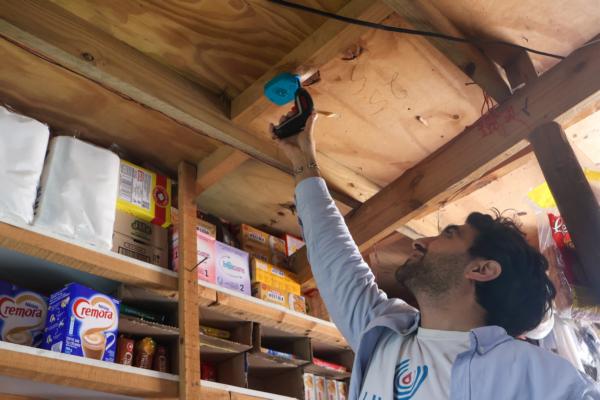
[{"xmin": 0, "ymin": 106, "xmax": 119, "ymax": 250}]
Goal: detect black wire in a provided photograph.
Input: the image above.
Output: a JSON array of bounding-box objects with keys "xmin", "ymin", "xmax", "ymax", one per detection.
[{"xmin": 268, "ymin": 0, "xmax": 565, "ymax": 60}]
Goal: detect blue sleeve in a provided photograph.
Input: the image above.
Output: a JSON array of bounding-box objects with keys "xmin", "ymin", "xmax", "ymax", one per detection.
[{"xmin": 295, "ymin": 177, "xmax": 415, "ymax": 350}]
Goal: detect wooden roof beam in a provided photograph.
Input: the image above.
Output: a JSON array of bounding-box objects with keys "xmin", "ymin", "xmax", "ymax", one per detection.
[
  {"xmin": 195, "ymin": 147, "xmax": 249, "ymax": 196},
  {"xmin": 346, "ymin": 41, "xmax": 600, "ymax": 251},
  {"xmin": 382, "ymin": 0, "xmax": 512, "ymax": 103}
]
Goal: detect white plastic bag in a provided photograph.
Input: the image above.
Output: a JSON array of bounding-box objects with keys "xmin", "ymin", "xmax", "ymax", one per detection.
[
  {"xmin": 0, "ymin": 106, "xmax": 49, "ymax": 225},
  {"xmin": 34, "ymin": 136, "xmax": 120, "ymax": 249}
]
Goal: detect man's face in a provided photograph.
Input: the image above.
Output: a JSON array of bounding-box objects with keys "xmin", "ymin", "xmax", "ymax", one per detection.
[{"xmin": 395, "ymin": 223, "xmax": 479, "ymax": 298}]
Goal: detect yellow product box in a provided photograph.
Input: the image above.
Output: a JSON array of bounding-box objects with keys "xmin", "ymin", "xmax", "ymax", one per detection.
[
  {"xmin": 117, "ymin": 160, "xmax": 172, "ymax": 228},
  {"xmin": 251, "ymin": 258, "xmax": 301, "ymax": 295},
  {"xmin": 239, "ymin": 224, "xmax": 286, "ymax": 265},
  {"xmin": 252, "ymin": 283, "xmax": 287, "ymax": 308}
]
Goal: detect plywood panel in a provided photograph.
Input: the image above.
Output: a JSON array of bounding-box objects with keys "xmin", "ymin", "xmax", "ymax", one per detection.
[
  {"xmin": 433, "ymin": 0, "xmax": 600, "ymax": 72},
  {"xmin": 50, "ymin": 0, "xmax": 348, "ymax": 97},
  {"xmin": 197, "ymin": 158, "xmax": 351, "ymax": 237},
  {"xmin": 249, "ymin": 13, "xmax": 485, "ymax": 186}
]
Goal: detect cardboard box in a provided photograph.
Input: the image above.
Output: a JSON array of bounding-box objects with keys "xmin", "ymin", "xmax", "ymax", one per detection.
[
  {"xmin": 117, "ymin": 160, "xmax": 172, "ymax": 227},
  {"xmin": 288, "ymin": 293, "xmax": 307, "ymax": 314},
  {"xmin": 113, "ymin": 210, "xmax": 168, "ymax": 268},
  {"xmin": 0, "ymin": 280, "xmax": 47, "ymax": 348},
  {"xmin": 326, "ymin": 379, "xmax": 338, "ymax": 400},
  {"xmin": 251, "ymin": 258, "xmax": 301, "ymax": 295},
  {"xmin": 239, "ymin": 224, "xmax": 286, "ymax": 266},
  {"xmin": 284, "ymin": 234, "xmax": 305, "ymax": 257},
  {"xmin": 336, "ymin": 381, "xmax": 348, "ymax": 400},
  {"xmin": 252, "ymin": 283, "xmax": 287, "ymax": 308},
  {"xmin": 315, "ymin": 376, "xmax": 327, "ymax": 400},
  {"xmin": 170, "ymin": 207, "xmax": 217, "ymax": 239},
  {"xmin": 303, "ymin": 373, "xmax": 317, "ymax": 400},
  {"xmin": 215, "ymin": 241, "xmax": 251, "ymax": 295},
  {"xmin": 170, "ymin": 223, "xmax": 218, "ymax": 283},
  {"xmin": 42, "ymin": 283, "xmax": 120, "ymax": 362}
]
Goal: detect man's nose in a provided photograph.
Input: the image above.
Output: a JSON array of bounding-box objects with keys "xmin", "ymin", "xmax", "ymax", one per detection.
[{"xmin": 412, "ymin": 236, "xmax": 435, "ymax": 252}]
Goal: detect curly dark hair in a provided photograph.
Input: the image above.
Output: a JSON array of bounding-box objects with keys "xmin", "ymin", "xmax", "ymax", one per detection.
[{"xmin": 466, "ymin": 212, "xmax": 556, "ymax": 337}]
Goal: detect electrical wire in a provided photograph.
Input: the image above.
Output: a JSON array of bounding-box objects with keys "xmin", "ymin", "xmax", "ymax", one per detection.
[{"xmin": 268, "ymin": 0, "xmax": 565, "ymax": 60}]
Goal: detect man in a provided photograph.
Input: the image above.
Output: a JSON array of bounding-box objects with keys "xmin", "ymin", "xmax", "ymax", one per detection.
[{"xmin": 272, "ymin": 113, "xmax": 599, "ymax": 399}]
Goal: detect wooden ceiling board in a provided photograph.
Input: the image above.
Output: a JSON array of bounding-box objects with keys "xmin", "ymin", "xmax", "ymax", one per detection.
[
  {"xmin": 432, "ymin": 0, "xmax": 600, "ymax": 72},
  {"xmin": 50, "ymin": 0, "xmax": 349, "ymax": 97},
  {"xmin": 249, "ymin": 13, "xmax": 486, "ymax": 187},
  {"xmin": 0, "ymin": 38, "xmax": 218, "ymax": 176}
]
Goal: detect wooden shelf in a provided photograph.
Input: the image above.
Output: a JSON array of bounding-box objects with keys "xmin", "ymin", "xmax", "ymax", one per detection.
[
  {"xmin": 199, "ymin": 282, "xmax": 348, "ymax": 348},
  {"xmin": 201, "ymin": 380, "xmax": 296, "ymax": 400},
  {"xmin": 0, "ymin": 341, "xmax": 178, "ymax": 398},
  {"xmin": 0, "ymin": 221, "xmax": 177, "ymax": 290},
  {"xmin": 304, "ymin": 363, "xmax": 352, "ymax": 380},
  {"xmin": 200, "ymin": 333, "xmax": 253, "ymax": 356}
]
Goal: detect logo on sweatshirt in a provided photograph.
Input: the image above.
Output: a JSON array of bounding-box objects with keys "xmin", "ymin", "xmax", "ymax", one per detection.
[{"xmin": 394, "ymin": 359, "xmax": 428, "ymax": 400}]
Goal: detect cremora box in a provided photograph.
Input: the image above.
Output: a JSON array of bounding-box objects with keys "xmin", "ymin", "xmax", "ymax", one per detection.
[
  {"xmin": 250, "ymin": 258, "xmax": 301, "ymax": 295},
  {"xmin": 284, "ymin": 234, "xmax": 305, "ymax": 257},
  {"xmin": 42, "ymin": 283, "xmax": 120, "ymax": 362},
  {"xmin": 0, "ymin": 280, "xmax": 47, "ymax": 347},
  {"xmin": 112, "ymin": 210, "xmax": 168, "ymax": 268},
  {"xmin": 239, "ymin": 224, "xmax": 286, "ymax": 267},
  {"xmin": 215, "ymin": 241, "xmax": 250, "ymax": 295},
  {"xmin": 117, "ymin": 160, "xmax": 172, "ymax": 228}
]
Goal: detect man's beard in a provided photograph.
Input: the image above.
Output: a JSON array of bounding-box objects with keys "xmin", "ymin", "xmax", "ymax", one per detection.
[{"xmin": 395, "ymin": 252, "xmax": 470, "ymax": 298}]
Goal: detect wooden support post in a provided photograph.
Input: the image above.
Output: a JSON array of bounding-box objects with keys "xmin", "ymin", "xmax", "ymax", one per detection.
[
  {"xmin": 529, "ymin": 122, "xmax": 600, "ymax": 299},
  {"xmin": 505, "ymin": 51, "xmax": 538, "ymax": 90},
  {"xmin": 196, "ymin": 146, "xmax": 249, "ymax": 195},
  {"xmin": 177, "ymin": 162, "xmax": 201, "ymax": 399}
]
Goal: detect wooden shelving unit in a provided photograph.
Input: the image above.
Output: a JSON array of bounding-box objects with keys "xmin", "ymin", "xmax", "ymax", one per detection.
[
  {"xmin": 0, "ymin": 341, "xmax": 179, "ymax": 398},
  {"xmin": 0, "ymin": 222, "xmax": 177, "ymax": 291},
  {"xmin": 201, "ymin": 380, "xmax": 296, "ymax": 400}
]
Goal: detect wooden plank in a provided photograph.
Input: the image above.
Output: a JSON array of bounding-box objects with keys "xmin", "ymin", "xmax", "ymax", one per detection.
[
  {"xmin": 0, "ymin": 342, "xmax": 178, "ymax": 397},
  {"xmin": 505, "ymin": 51, "xmax": 539, "ymax": 90},
  {"xmin": 202, "ymin": 283, "xmax": 348, "ymax": 348},
  {"xmin": 382, "ymin": 0, "xmax": 511, "ymax": 102},
  {"xmin": 196, "ymin": 147, "xmax": 249, "ymax": 195},
  {"xmin": 230, "ymin": 0, "xmax": 393, "ymax": 124},
  {"xmin": 529, "ymin": 122, "xmax": 600, "ymax": 299},
  {"xmin": 344, "ymin": 40, "xmax": 600, "ymax": 251},
  {"xmin": 177, "ymin": 162, "xmax": 201, "ymax": 399},
  {"xmin": 0, "ymin": 222, "xmax": 177, "ymax": 290}
]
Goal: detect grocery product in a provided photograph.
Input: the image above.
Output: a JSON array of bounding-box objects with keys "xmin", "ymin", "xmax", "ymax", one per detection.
[
  {"xmin": 0, "ymin": 280, "xmax": 47, "ymax": 347},
  {"xmin": 326, "ymin": 379, "xmax": 338, "ymax": 400},
  {"xmin": 252, "ymin": 283, "xmax": 288, "ymax": 308},
  {"xmin": 134, "ymin": 337, "xmax": 157, "ymax": 369},
  {"xmin": 313, "ymin": 357, "xmax": 348, "ymax": 372},
  {"xmin": 113, "ymin": 210, "xmax": 168, "ymax": 268},
  {"xmin": 315, "ymin": 375, "xmax": 327, "ymax": 400},
  {"xmin": 261, "ymin": 347, "xmax": 296, "ymax": 360},
  {"xmin": 42, "ymin": 283, "xmax": 120, "ymax": 362},
  {"xmin": 117, "ymin": 160, "xmax": 171, "ymax": 228},
  {"xmin": 336, "ymin": 381, "xmax": 348, "ymax": 400},
  {"xmin": 284, "ymin": 234, "xmax": 305, "ymax": 257},
  {"xmin": 115, "ymin": 335, "xmax": 134, "ymax": 366},
  {"xmin": 215, "ymin": 241, "xmax": 250, "ymax": 295},
  {"xmin": 201, "ymin": 362, "xmax": 217, "ymax": 381},
  {"xmin": 239, "ymin": 224, "xmax": 286, "ymax": 267},
  {"xmin": 303, "ymin": 373, "xmax": 316, "ymax": 400},
  {"xmin": 34, "ymin": 136, "xmax": 120, "ymax": 249},
  {"xmin": 289, "ymin": 293, "xmax": 307, "ymax": 314},
  {"xmin": 153, "ymin": 345, "xmax": 169, "ymax": 372},
  {"xmin": 251, "ymin": 258, "xmax": 301, "ymax": 295},
  {"xmin": 200, "ymin": 325, "xmax": 230, "ymax": 339},
  {"xmin": 120, "ymin": 304, "xmax": 166, "ymax": 324},
  {"xmin": 171, "ymin": 224, "xmax": 217, "ymax": 284},
  {"xmin": 0, "ymin": 106, "xmax": 49, "ymax": 225}
]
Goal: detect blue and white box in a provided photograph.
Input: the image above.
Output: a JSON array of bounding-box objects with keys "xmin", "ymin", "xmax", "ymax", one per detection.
[
  {"xmin": 42, "ymin": 283, "xmax": 120, "ymax": 362},
  {"xmin": 0, "ymin": 280, "xmax": 47, "ymax": 347}
]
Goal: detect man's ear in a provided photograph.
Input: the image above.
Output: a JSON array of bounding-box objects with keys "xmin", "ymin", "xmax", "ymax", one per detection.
[{"xmin": 465, "ymin": 259, "xmax": 501, "ymax": 282}]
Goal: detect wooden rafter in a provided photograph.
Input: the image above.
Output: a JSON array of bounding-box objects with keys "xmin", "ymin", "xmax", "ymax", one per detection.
[
  {"xmin": 196, "ymin": 147, "xmax": 249, "ymax": 195},
  {"xmin": 346, "ymin": 42, "xmax": 600, "ymax": 250},
  {"xmin": 0, "ymin": 0, "xmax": 379, "ymax": 207},
  {"xmin": 382, "ymin": 0, "xmax": 512, "ymax": 103}
]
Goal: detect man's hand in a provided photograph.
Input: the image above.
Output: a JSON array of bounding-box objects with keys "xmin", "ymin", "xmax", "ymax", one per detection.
[{"xmin": 271, "ymin": 111, "xmax": 321, "ymax": 184}]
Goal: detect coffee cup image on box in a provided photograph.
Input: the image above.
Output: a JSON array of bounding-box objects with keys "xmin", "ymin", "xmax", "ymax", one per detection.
[
  {"xmin": 42, "ymin": 283, "xmax": 120, "ymax": 362},
  {"xmin": 0, "ymin": 280, "xmax": 48, "ymax": 347}
]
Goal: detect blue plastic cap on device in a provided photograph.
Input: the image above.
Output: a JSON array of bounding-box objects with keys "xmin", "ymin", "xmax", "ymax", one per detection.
[{"xmin": 264, "ymin": 72, "xmax": 301, "ymax": 106}]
